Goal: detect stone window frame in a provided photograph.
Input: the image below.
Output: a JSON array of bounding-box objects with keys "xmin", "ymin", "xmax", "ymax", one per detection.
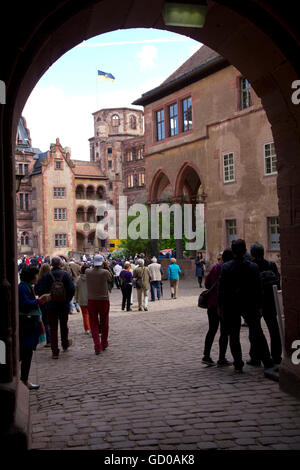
[
  {"xmin": 111, "ymin": 114, "xmax": 120, "ymax": 127},
  {"xmin": 137, "ymin": 171, "xmax": 145, "ymax": 187},
  {"xmin": 182, "ymin": 96, "xmax": 192, "ymax": 132},
  {"xmin": 54, "ymin": 233, "xmax": 67, "ymax": 248},
  {"xmin": 225, "ymin": 219, "xmax": 238, "ymax": 246},
  {"xmin": 168, "ymin": 102, "xmax": 178, "ymax": 137},
  {"xmin": 127, "ymin": 173, "xmax": 134, "ymax": 188},
  {"xmin": 54, "ymin": 207, "xmax": 67, "ymax": 221},
  {"xmin": 222, "ymin": 152, "xmax": 235, "ymax": 183},
  {"xmin": 55, "ymin": 159, "xmax": 63, "ymax": 170},
  {"xmin": 240, "ymin": 77, "xmax": 252, "ymax": 110},
  {"xmin": 156, "ymin": 109, "xmax": 165, "ymax": 142},
  {"xmin": 53, "ymin": 186, "xmax": 66, "ymax": 198},
  {"xmin": 129, "ymin": 115, "xmax": 137, "ymax": 130},
  {"xmin": 264, "ymin": 141, "xmax": 277, "ymax": 176},
  {"xmin": 267, "ymin": 216, "xmax": 280, "ymax": 251}
]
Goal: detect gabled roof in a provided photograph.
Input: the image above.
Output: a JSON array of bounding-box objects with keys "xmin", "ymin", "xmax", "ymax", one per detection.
[
  {"xmin": 16, "ymin": 118, "xmax": 41, "ymax": 154},
  {"xmin": 132, "ymin": 45, "xmax": 229, "ymax": 106}
]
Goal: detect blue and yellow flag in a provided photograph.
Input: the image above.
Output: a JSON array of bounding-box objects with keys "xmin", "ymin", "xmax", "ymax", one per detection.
[{"xmin": 98, "ymin": 70, "xmax": 115, "ymax": 82}]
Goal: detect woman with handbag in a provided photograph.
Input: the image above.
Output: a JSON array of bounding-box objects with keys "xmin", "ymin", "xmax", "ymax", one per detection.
[
  {"xmin": 202, "ymin": 249, "xmax": 233, "ymax": 366},
  {"xmin": 19, "ymin": 265, "xmax": 51, "ymax": 389},
  {"xmin": 120, "ymin": 262, "xmax": 133, "ymax": 311}
]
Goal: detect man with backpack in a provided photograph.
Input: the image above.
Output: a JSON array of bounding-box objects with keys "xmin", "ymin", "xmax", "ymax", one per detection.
[
  {"xmin": 250, "ymin": 242, "xmax": 282, "ymax": 366},
  {"xmin": 38, "ymin": 256, "xmax": 75, "ymax": 359}
]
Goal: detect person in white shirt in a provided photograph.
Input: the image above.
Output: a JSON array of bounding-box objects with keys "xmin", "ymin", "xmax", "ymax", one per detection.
[
  {"xmin": 113, "ymin": 262, "xmax": 122, "ymax": 289},
  {"xmin": 148, "ymin": 257, "xmax": 163, "ymax": 301}
]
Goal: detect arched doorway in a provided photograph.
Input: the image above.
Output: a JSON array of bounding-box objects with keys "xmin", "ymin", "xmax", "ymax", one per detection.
[
  {"xmin": 76, "ymin": 231, "xmax": 85, "ymax": 252},
  {"xmin": 149, "ymin": 169, "xmax": 173, "ymax": 203},
  {"xmin": 2, "ymin": 0, "xmax": 300, "ymax": 448}
]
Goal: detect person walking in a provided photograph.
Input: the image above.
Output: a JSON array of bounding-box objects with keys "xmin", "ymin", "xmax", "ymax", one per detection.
[
  {"xmin": 218, "ymin": 239, "xmax": 274, "ymax": 373},
  {"xmin": 86, "ymin": 255, "xmax": 113, "ymax": 355},
  {"xmin": 195, "ymin": 251, "xmax": 206, "ymax": 288},
  {"xmin": 37, "ymin": 256, "xmax": 75, "ymax": 359},
  {"xmin": 168, "ymin": 258, "xmax": 181, "ymax": 299},
  {"xmin": 148, "ymin": 256, "xmax": 163, "ymax": 301},
  {"xmin": 250, "ymin": 242, "xmax": 282, "ymax": 366},
  {"xmin": 120, "ymin": 261, "xmax": 133, "ymax": 311},
  {"xmin": 113, "ymin": 260, "xmax": 122, "ymax": 289},
  {"xmin": 202, "ymin": 249, "xmax": 233, "ymax": 366},
  {"xmin": 35, "ymin": 263, "xmax": 51, "ymax": 347},
  {"xmin": 19, "ymin": 266, "xmax": 50, "ymax": 389},
  {"xmin": 133, "ymin": 259, "xmax": 150, "ymax": 311},
  {"xmin": 75, "ymin": 264, "xmax": 91, "ymax": 335}
]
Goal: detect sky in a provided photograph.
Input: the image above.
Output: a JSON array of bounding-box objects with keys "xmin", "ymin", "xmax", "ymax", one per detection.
[{"xmin": 23, "ymin": 28, "xmax": 201, "ymax": 161}]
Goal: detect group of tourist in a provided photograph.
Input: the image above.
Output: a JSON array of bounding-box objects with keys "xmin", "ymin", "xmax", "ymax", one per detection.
[
  {"xmin": 201, "ymin": 239, "xmax": 282, "ymax": 374},
  {"xmin": 18, "ymin": 238, "xmax": 282, "ymax": 390}
]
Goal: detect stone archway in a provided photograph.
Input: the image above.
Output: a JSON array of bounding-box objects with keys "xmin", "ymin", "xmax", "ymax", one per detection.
[
  {"xmin": 1, "ymin": 0, "xmax": 300, "ymax": 448},
  {"xmin": 149, "ymin": 168, "xmax": 173, "ymax": 203}
]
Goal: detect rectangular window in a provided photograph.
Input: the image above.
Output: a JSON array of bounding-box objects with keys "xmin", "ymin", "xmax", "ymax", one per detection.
[
  {"xmin": 226, "ymin": 219, "xmax": 237, "ymax": 246},
  {"xmin": 18, "ymin": 163, "xmax": 23, "ymax": 175},
  {"xmin": 55, "ymin": 234, "xmax": 67, "ymax": 247},
  {"xmin": 126, "ymin": 151, "xmax": 133, "ymax": 162},
  {"xmin": 268, "ymin": 217, "xmax": 280, "ymax": 250},
  {"xmin": 33, "ymin": 235, "xmax": 38, "ymax": 248},
  {"xmin": 168, "ymin": 103, "xmax": 178, "ymax": 137},
  {"xmin": 55, "ymin": 161, "xmax": 62, "ymax": 170},
  {"xmin": 109, "ymin": 182, "xmax": 113, "ymax": 190},
  {"xmin": 182, "ymin": 97, "xmax": 192, "ymax": 132},
  {"xmin": 108, "ymin": 160, "xmax": 112, "ymax": 169},
  {"xmin": 156, "ymin": 109, "xmax": 165, "ymax": 141},
  {"xmin": 107, "ymin": 147, "xmax": 112, "ymax": 154},
  {"xmin": 53, "ymin": 187, "xmax": 66, "ymax": 198},
  {"xmin": 25, "ymin": 193, "xmax": 29, "ymax": 210},
  {"xmin": 24, "ymin": 164, "xmax": 29, "ymax": 176},
  {"xmin": 223, "ymin": 153, "xmax": 235, "ymax": 183},
  {"xmin": 264, "ymin": 142, "xmax": 277, "ymax": 175},
  {"xmin": 54, "ymin": 208, "xmax": 67, "ymax": 220},
  {"xmin": 19, "ymin": 193, "xmax": 24, "ymax": 210},
  {"xmin": 132, "ymin": 147, "xmax": 137, "ymax": 160},
  {"xmin": 138, "ymin": 173, "xmax": 145, "ymax": 186},
  {"xmin": 127, "ymin": 174, "xmax": 134, "ymax": 188},
  {"xmin": 240, "ymin": 78, "xmax": 251, "ymax": 109}
]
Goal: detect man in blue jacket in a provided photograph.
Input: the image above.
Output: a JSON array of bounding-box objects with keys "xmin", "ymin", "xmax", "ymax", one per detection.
[{"xmin": 37, "ymin": 256, "xmax": 75, "ymax": 359}]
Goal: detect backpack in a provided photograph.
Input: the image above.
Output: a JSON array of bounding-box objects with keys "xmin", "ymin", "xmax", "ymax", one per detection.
[
  {"xmin": 50, "ymin": 271, "xmax": 66, "ymax": 302},
  {"xmin": 260, "ymin": 262, "xmax": 280, "ymax": 297}
]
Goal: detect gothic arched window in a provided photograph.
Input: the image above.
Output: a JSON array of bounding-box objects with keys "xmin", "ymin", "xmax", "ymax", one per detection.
[{"xmin": 112, "ymin": 114, "xmax": 120, "ymax": 127}]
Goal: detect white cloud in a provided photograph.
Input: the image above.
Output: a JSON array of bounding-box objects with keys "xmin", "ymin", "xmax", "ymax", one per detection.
[
  {"xmin": 22, "ymin": 84, "xmax": 147, "ymax": 161},
  {"xmin": 136, "ymin": 45, "xmax": 158, "ymax": 71}
]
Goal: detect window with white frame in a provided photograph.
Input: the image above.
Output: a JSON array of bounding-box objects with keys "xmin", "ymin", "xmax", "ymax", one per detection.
[
  {"xmin": 223, "ymin": 153, "xmax": 235, "ymax": 183},
  {"xmin": 53, "ymin": 187, "xmax": 66, "ymax": 198},
  {"xmin": 168, "ymin": 103, "xmax": 178, "ymax": 137},
  {"xmin": 268, "ymin": 217, "xmax": 280, "ymax": 250},
  {"xmin": 182, "ymin": 97, "xmax": 192, "ymax": 132},
  {"xmin": 54, "ymin": 208, "xmax": 67, "ymax": 220},
  {"xmin": 226, "ymin": 219, "xmax": 237, "ymax": 246},
  {"xmin": 264, "ymin": 142, "xmax": 277, "ymax": 175},
  {"xmin": 55, "ymin": 234, "xmax": 67, "ymax": 247}
]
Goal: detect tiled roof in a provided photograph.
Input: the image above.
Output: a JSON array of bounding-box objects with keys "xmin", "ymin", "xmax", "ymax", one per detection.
[
  {"xmin": 162, "ymin": 46, "xmax": 220, "ymax": 84},
  {"xmin": 73, "ymin": 162, "xmax": 104, "ymax": 177},
  {"xmin": 132, "ymin": 45, "xmax": 228, "ymax": 106}
]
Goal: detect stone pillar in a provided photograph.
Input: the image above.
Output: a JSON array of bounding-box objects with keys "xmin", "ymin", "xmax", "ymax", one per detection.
[{"xmin": 0, "ymin": 104, "xmax": 30, "ymax": 449}]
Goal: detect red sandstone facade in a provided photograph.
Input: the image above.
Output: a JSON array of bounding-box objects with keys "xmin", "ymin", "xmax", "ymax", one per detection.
[{"xmin": 133, "ymin": 46, "xmax": 280, "ymax": 267}]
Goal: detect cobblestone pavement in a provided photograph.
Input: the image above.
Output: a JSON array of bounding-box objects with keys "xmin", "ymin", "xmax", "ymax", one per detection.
[{"xmin": 29, "ymin": 280, "xmax": 300, "ymax": 450}]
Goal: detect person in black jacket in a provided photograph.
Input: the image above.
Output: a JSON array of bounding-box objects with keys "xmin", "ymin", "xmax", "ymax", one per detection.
[
  {"xmin": 250, "ymin": 242, "xmax": 282, "ymax": 365},
  {"xmin": 218, "ymin": 239, "xmax": 273, "ymax": 373},
  {"xmin": 37, "ymin": 256, "xmax": 75, "ymax": 359}
]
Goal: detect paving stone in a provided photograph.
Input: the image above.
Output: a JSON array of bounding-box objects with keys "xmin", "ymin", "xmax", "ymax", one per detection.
[{"xmin": 28, "ymin": 281, "xmax": 300, "ymax": 451}]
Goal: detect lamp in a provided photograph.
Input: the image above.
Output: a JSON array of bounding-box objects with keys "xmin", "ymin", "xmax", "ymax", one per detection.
[
  {"xmin": 16, "ymin": 173, "xmax": 24, "ymax": 192},
  {"xmin": 162, "ymin": 1, "xmax": 207, "ymax": 28}
]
